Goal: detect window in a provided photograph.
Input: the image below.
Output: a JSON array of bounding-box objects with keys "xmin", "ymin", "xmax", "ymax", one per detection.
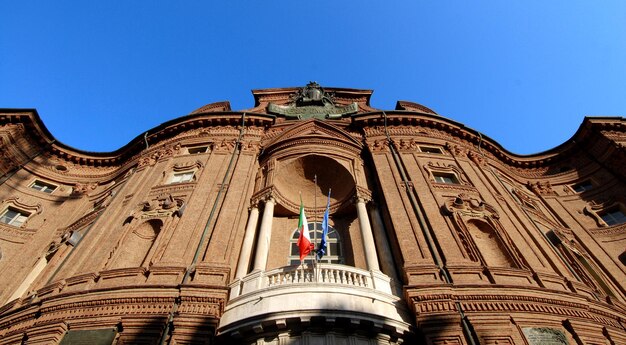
[
  {"xmin": 619, "ymin": 252, "xmax": 626, "ymax": 266},
  {"xmin": 30, "ymin": 180, "xmax": 57, "ymax": 193},
  {"xmin": 420, "ymin": 146, "xmax": 443, "ymax": 154},
  {"xmin": 170, "ymin": 171, "xmax": 195, "ymax": 184},
  {"xmin": 433, "ymin": 172, "xmax": 460, "ymax": 184},
  {"xmin": 572, "ymin": 181, "xmax": 593, "ymax": 193},
  {"xmin": 187, "ymin": 146, "xmax": 208, "ymax": 154},
  {"xmin": 289, "ymin": 222, "xmax": 342, "ymax": 265},
  {"xmin": 0, "ymin": 207, "xmax": 30, "ymax": 227},
  {"xmin": 599, "ymin": 208, "xmax": 626, "ymax": 226}
]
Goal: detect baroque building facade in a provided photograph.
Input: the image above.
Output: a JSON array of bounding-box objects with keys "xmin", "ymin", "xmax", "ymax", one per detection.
[{"xmin": 0, "ymin": 83, "xmax": 625, "ymax": 344}]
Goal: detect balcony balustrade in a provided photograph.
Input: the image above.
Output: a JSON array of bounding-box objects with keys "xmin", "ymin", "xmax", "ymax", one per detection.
[{"xmin": 220, "ymin": 264, "xmax": 411, "ymax": 338}]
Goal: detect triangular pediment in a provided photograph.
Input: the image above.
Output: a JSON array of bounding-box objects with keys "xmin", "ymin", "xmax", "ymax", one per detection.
[{"xmin": 263, "ymin": 119, "xmax": 362, "ymax": 157}]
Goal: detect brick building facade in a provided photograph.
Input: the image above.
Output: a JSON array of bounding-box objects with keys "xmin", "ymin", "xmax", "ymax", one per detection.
[{"xmin": 0, "ymin": 83, "xmax": 624, "ymax": 344}]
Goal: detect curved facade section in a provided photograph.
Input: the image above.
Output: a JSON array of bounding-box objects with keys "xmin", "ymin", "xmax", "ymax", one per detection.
[{"xmin": 0, "ymin": 83, "xmax": 624, "ymax": 344}]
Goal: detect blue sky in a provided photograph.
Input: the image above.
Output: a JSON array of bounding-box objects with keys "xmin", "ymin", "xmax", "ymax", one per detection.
[{"xmin": 1, "ymin": 2, "xmax": 624, "ymax": 154}]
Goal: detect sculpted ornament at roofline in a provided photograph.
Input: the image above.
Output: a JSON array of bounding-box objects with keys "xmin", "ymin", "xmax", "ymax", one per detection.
[{"xmin": 268, "ymin": 81, "xmax": 359, "ymax": 120}]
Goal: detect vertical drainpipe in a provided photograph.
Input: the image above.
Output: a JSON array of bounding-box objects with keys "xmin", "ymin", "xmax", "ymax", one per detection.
[
  {"xmin": 381, "ymin": 112, "xmax": 479, "ymax": 345},
  {"xmin": 158, "ymin": 113, "xmax": 247, "ymax": 345}
]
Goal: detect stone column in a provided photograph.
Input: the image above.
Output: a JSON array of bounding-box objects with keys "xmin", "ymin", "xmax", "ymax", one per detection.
[
  {"xmin": 253, "ymin": 196, "xmax": 275, "ymax": 271},
  {"xmin": 234, "ymin": 203, "xmax": 260, "ymax": 279},
  {"xmin": 369, "ymin": 203, "xmax": 400, "ymax": 280},
  {"xmin": 356, "ymin": 196, "xmax": 380, "ymax": 271}
]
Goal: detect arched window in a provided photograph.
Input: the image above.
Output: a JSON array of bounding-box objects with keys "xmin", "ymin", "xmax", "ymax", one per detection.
[{"xmin": 289, "ymin": 222, "xmax": 342, "ymax": 265}]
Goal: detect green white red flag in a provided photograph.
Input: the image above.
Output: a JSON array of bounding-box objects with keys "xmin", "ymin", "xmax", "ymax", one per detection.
[{"xmin": 296, "ymin": 199, "xmax": 313, "ymax": 261}]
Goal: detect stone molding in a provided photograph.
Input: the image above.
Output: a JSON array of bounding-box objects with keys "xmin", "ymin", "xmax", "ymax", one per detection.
[
  {"xmin": 0, "ymin": 286, "xmax": 227, "ymax": 341},
  {"xmin": 408, "ymin": 287, "xmax": 625, "ymax": 329}
]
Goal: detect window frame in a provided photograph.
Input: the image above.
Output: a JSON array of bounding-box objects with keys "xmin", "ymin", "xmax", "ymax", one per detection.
[
  {"xmin": 169, "ymin": 171, "xmax": 195, "ymax": 184},
  {"xmin": 419, "ymin": 146, "xmax": 444, "ymax": 154},
  {"xmin": 29, "ymin": 180, "xmax": 57, "ymax": 194},
  {"xmin": 0, "ymin": 207, "xmax": 31, "ymax": 227},
  {"xmin": 572, "ymin": 180, "xmax": 593, "ymax": 193},
  {"xmin": 186, "ymin": 146, "xmax": 209, "ymax": 154},
  {"xmin": 289, "ymin": 222, "xmax": 342, "ymax": 266},
  {"xmin": 598, "ymin": 207, "xmax": 626, "ymax": 226},
  {"xmin": 433, "ymin": 172, "xmax": 460, "ymax": 184}
]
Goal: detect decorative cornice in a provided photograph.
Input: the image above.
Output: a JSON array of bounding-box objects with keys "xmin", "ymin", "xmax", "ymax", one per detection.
[
  {"xmin": 0, "ymin": 110, "xmax": 273, "ymax": 169},
  {"xmin": 355, "ymin": 113, "xmax": 626, "ymax": 178},
  {"xmin": 587, "ymin": 222, "xmax": 626, "ymax": 238},
  {"xmin": 0, "ymin": 223, "xmax": 36, "ymax": 243},
  {"xmin": 408, "ymin": 289, "xmax": 625, "ymax": 329}
]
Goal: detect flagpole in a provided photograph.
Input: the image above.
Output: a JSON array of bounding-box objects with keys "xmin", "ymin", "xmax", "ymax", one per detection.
[
  {"xmin": 299, "ymin": 191, "xmax": 304, "ymax": 282},
  {"xmin": 313, "ymin": 174, "xmax": 318, "ymax": 283}
]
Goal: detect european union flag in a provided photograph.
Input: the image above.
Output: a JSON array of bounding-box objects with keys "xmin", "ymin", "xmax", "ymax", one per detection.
[{"xmin": 317, "ymin": 190, "xmax": 331, "ymax": 260}]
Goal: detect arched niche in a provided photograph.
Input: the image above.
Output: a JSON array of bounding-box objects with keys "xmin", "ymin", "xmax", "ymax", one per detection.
[
  {"xmin": 271, "ymin": 154, "xmax": 356, "ymax": 216},
  {"xmin": 255, "ymin": 119, "xmax": 366, "ymax": 216},
  {"xmin": 443, "ymin": 195, "xmax": 527, "ymax": 270},
  {"xmin": 275, "ymin": 155, "xmax": 353, "ymax": 205},
  {"xmin": 109, "ymin": 219, "xmax": 163, "ymax": 269},
  {"xmin": 466, "ymin": 219, "xmax": 515, "ymax": 268}
]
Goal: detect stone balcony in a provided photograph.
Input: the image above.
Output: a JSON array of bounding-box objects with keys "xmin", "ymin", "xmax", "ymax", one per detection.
[{"xmin": 219, "ymin": 264, "xmax": 413, "ymax": 340}]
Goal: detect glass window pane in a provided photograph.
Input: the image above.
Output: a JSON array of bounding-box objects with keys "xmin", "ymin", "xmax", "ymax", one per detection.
[
  {"xmin": 573, "ymin": 181, "xmax": 593, "ymax": 193},
  {"xmin": 329, "ymin": 243, "xmax": 339, "ymax": 256},
  {"xmin": 0, "ymin": 209, "xmax": 17, "ymax": 224},
  {"xmin": 188, "ymin": 146, "xmax": 208, "ymax": 154},
  {"xmin": 291, "ymin": 222, "xmax": 341, "ymax": 264},
  {"xmin": 171, "ymin": 172, "xmax": 194, "ymax": 183},
  {"xmin": 420, "ymin": 146, "xmax": 442, "ymax": 154},
  {"xmin": 601, "ymin": 209, "xmax": 626, "ymax": 226},
  {"xmin": 30, "ymin": 180, "xmax": 56, "ymax": 193},
  {"xmin": 434, "ymin": 173, "xmax": 459, "ymax": 184},
  {"xmin": 12, "ymin": 215, "xmax": 27, "ymax": 226},
  {"xmin": 1, "ymin": 208, "xmax": 28, "ymax": 226}
]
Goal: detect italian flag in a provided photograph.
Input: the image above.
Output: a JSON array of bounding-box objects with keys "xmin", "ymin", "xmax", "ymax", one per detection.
[{"xmin": 296, "ymin": 199, "xmax": 313, "ymax": 261}]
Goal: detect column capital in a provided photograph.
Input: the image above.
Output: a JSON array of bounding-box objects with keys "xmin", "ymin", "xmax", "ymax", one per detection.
[
  {"xmin": 248, "ymin": 200, "xmax": 260, "ymax": 211},
  {"xmin": 354, "ymin": 186, "xmax": 372, "ymax": 204},
  {"xmin": 250, "ymin": 187, "xmax": 275, "ymax": 206}
]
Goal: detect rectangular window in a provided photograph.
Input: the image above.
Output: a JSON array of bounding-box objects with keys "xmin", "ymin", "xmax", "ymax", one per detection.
[
  {"xmin": 433, "ymin": 172, "xmax": 460, "ymax": 184},
  {"xmin": 419, "ymin": 146, "xmax": 443, "ymax": 154},
  {"xmin": 0, "ymin": 208, "xmax": 30, "ymax": 227},
  {"xmin": 187, "ymin": 146, "xmax": 208, "ymax": 154},
  {"xmin": 600, "ymin": 208, "xmax": 626, "ymax": 226},
  {"xmin": 30, "ymin": 180, "xmax": 57, "ymax": 193},
  {"xmin": 170, "ymin": 171, "xmax": 195, "ymax": 184},
  {"xmin": 572, "ymin": 181, "xmax": 593, "ymax": 193}
]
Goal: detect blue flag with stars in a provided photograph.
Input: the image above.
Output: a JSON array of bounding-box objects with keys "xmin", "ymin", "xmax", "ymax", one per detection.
[{"xmin": 317, "ymin": 190, "xmax": 331, "ymax": 260}]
